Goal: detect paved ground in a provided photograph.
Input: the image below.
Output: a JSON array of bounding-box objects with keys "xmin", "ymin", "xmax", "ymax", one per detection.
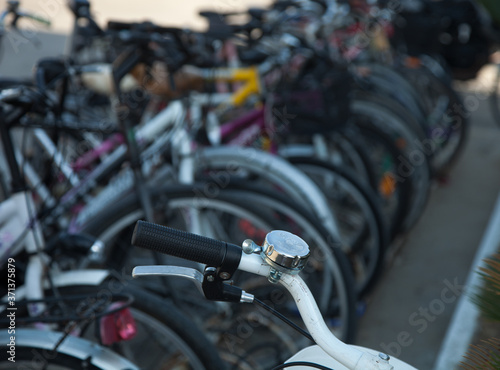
[{"xmin": 2, "ymin": 2, "xmax": 500, "ymax": 369}]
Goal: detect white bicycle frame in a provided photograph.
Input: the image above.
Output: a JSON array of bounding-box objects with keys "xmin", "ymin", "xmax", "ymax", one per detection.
[{"xmin": 0, "ymin": 188, "xmax": 113, "ymax": 310}]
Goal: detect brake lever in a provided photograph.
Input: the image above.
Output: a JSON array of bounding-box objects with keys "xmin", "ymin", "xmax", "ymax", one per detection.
[
  {"xmin": 132, "ymin": 265, "xmax": 254, "ymax": 303},
  {"xmin": 133, "ymin": 266, "xmax": 204, "ymax": 295}
]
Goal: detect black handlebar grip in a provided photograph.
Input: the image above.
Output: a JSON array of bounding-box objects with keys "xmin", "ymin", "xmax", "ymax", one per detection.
[{"xmin": 132, "ymin": 220, "xmax": 241, "ymax": 268}]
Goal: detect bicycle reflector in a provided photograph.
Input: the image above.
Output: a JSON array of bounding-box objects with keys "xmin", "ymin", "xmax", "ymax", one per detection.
[
  {"xmin": 100, "ymin": 302, "xmax": 137, "ymax": 345},
  {"xmin": 379, "ymin": 172, "xmax": 396, "ymax": 198}
]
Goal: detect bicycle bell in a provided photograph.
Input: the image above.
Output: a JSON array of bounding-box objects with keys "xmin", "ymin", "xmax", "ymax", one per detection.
[{"xmin": 244, "ymin": 230, "xmax": 310, "ymax": 283}]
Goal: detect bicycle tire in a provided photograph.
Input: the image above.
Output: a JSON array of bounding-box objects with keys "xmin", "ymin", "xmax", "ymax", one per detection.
[
  {"xmin": 277, "ymin": 135, "xmax": 373, "ymax": 198},
  {"xmin": 278, "ymin": 99, "xmax": 420, "ymax": 239},
  {"xmin": 349, "ymin": 97, "xmax": 432, "ymax": 234},
  {"xmin": 197, "ymin": 145, "xmax": 342, "ymax": 238},
  {"xmin": 280, "ymin": 121, "xmax": 415, "ymax": 240},
  {"xmin": 354, "ymin": 62, "xmax": 429, "ymax": 132},
  {"xmin": 339, "ymin": 123, "xmax": 413, "ymax": 239},
  {"xmin": 351, "ymin": 90, "xmax": 428, "ymax": 147},
  {"xmin": 284, "ymin": 93, "xmax": 431, "ymax": 236},
  {"xmin": 287, "ymin": 156, "xmax": 388, "ymax": 297},
  {"xmin": 398, "ymin": 64, "xmax": 469, "ymax": 176}
]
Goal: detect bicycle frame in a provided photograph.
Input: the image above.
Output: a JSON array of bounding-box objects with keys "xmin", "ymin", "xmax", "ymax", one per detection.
[
  {"xmin": 0, "ymin": 191, "xmax": 47, "ymax": 317},
  {"xmin": 0, "ymin": 192, "xmax": 41, "ymax": 263},
  {"xmin": 0, "ymin": 108, "xmax": 47, "ymax": 316},
  {"xmin": 0, "ymin": 119, "xmax": 111, "ymax": 322},
  {"xmin": 219, "ymin": 106, "xmax": 269, "ymax": 147},
  {"xmin": 0, "ymin": 90, "xmax": 121, "ymax": 316}
]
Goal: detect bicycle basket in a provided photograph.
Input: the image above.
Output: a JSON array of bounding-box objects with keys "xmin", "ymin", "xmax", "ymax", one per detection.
[{"xmin": 271, "ymin": 59, "xmax": 352, "ymax": 136}]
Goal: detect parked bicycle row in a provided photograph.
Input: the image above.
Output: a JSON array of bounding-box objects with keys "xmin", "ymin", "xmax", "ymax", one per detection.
[{"xmin": 0, "ymin": 0, "xmax": 482, "ymax": 368}]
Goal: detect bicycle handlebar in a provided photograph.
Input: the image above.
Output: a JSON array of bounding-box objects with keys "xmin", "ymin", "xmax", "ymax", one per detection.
[
  {"xmin": 131, "ymin": 220, "xmax": 400, "ymax": 370},
  {"xmin": 0, "ymin": 3, "xmax": 51, "ymax": 29},
  {"xmin": 18, "ymin": 11, "xmax": 51, "ymax": 26},
  {"xmin": 132, "ymin": 220, "xmax": 242, "ymax": 268}
]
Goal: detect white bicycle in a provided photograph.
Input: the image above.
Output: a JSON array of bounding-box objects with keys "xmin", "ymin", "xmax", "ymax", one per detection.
[{"xmin": 131, "ymin": 220, "xmax": 418, "ymax": 370}]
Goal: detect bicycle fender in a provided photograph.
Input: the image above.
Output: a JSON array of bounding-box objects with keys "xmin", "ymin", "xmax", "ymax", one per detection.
[
  {"xmin": 1, "ymin": 328, "xmax": 139, "ymax": 369},
  {"xmin": 285, "ymin": 344, "xmax": 418, "ymax": 370}
]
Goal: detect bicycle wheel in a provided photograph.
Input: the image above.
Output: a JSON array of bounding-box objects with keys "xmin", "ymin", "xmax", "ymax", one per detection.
[
  {"xmin": 287, "ymin": 156, "xmax": 388, "ymax": 297},
  {"xmin": 351, "ymin": 90, "xmax": 428, "ymax": 149},
  {"xmin": 338, "ymin": 123, "xmax": 413, "ymax": 239},
  {"xmin": 37, "ymin": 281, "xmax": 226, "ymax": 370},
  {"xmin": 398, "ymin": 64, "xmax": 469, "ymax": 176},
  {"xmin": 0, "ymin": 329, "xmax": 136, "ymax": 369},
  {"xmin": 278, "ymin": 133, "xmax": 373, "ymax": 190},
  {"xmin": 354, "ymin": 62, "xmax": 429, "ymax": 133},
  {"xmin": 196, "ymin": 146, "xmax": 342, "ymax": 239},
  {"xmin": 349, "ymin": 96, "xmax": 432, "ymax": 235},
  {"xmin": 281, "ymin": 94, "xmax": 431, "ymax": 237},
  {"xmin": 78, "ymin": 183, "xmax": 357, "ymax": 344}
]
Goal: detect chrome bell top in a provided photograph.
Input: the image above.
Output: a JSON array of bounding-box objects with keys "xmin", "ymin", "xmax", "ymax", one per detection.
[{"xmin": 261, "ymin": 230, "xmax": 310, "ymax": 274}]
